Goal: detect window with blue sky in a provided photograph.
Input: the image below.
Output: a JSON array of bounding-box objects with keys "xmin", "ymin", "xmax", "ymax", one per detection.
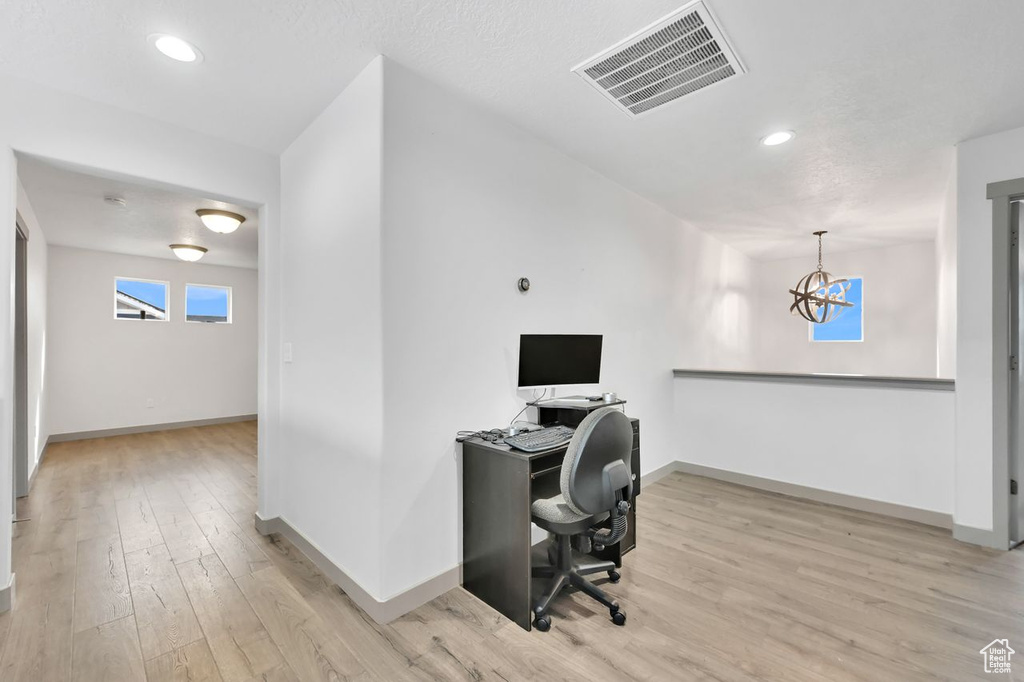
[
  {"xmin": 811, "ymin": 277, "xmax": 863, "ymax": 342},
  {"xmin": 115, "ymin": 277, "xmax": 168, "ymax": 320},
  {"xmin": 186, "ymin": 284, "xmax": 231, "ymax": 323}
]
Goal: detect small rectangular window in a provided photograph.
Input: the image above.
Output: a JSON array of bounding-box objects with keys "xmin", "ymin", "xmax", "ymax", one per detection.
[
  {"xmin": 186, "ymin": 284, "xmax": 232, "ymax": 323},
  {"xmin": 115, "ymin": 277, "xmax": 168, "ymax": 321},
  {"xmin": 811, "ymin": 277, "xmax": 863, "ymax": 342}
]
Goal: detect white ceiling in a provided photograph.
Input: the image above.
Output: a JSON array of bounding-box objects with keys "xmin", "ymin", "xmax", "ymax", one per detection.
[
  {"xmin": 3, "ymin": 1, "xmax": 1024, "ymax": 259},
  {"xmin": 18, "ymin": 156, "xmax": 258, "ymax": 269}
]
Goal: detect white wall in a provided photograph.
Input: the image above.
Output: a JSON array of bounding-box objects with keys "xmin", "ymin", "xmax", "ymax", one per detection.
[
  {"xmin": 675, "ymin": 377, "xmax": 955, "ymax": 515},
  {"xmin": 47, "ymin": 246, "xmax": 257, "ymax": 434},
  {"xmin": 936, "ymin": 157, "xmax": 957, "ymax": 379},
  {"xmin": 752, "ymin": 241, "xmax": 938, "ymax": 377},
  {"xmin": 955, "ymin": 124, "xmax": 1024, "ymax": 534},
  {"xmin": 377, "ymin": 60, "xmax": 756, "ymax": 599},
  {"xmin": 278, "ymin": 57, "xmax": 385, "ymax": 597},
  {"xmin": 16, "ymin": 180, "xmax": 49, "ymax": 481},
  {"xmin": 274, "ymin": 57, "xmax": 758, "ymax": 606},
  {"xmin": 0, "ymin": 72, "xmax": 280, "ymax": 599}
]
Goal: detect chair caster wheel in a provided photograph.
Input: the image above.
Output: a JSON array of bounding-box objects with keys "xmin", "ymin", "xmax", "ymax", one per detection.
[
  {"xmin": 534, "ymin": 615, "xmax": 551, "ymax": 632},
  {"xmin": 611, "ymin": 610, "xmax": 626, "ymax": 626},
  {"xmin": 607, "ymin": 570, "xmax": 621, "ymax": 583}
]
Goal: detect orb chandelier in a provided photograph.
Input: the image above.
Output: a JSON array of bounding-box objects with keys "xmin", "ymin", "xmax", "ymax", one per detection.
[{"xmin": 789, "ymin": 231, "xmax": 853, "ymax": 324}]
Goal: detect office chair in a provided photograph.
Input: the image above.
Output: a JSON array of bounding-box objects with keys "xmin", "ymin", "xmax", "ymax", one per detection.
[{"xmin": 530, "ymin": 407, "xmax": 633, "ymax": 631}]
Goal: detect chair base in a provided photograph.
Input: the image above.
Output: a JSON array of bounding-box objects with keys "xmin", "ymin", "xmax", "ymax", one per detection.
[{"xmin": 531, "ymin": 534, "xmax": 625, "ymax": 631}]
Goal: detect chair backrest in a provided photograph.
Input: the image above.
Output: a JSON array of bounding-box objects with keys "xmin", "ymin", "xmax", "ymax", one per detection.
[{"xmin": 560, "ymin": 407, "xmax": 633, "ymax": 516}]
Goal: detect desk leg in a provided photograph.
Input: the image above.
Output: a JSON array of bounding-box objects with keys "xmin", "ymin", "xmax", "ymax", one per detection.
[{"xmin": 462, "ymin": 448, "xmax": 533, "ymax": 630}]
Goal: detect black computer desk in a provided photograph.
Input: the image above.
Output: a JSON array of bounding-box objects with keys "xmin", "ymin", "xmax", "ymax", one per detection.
[{"xmin": 461, "ymin": 402, "xmax": 640, "ymax": 631}]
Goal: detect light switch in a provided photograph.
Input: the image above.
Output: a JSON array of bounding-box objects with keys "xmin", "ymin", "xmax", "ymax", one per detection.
[{"xmin": 283, "ymin": 342, "xmax": 293, "ymax": 363}]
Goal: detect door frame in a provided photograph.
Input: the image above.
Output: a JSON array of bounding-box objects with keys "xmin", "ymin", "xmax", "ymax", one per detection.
[
  {"xmin": 987, "ymin": 178, "xmax": 1024, "ymax": 549},
  {"xmin": 1008, "ymin": 199, "xmax": 1023, "ymax": 545},
  {"xmin": 13, "ymin": 214, "xmax": 28, "ymax": 500}
]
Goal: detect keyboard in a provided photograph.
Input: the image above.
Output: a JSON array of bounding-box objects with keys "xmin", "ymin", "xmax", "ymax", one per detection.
[{"xmin": 504, "ymin": 425, "xmax": 575, "ymax": 452}]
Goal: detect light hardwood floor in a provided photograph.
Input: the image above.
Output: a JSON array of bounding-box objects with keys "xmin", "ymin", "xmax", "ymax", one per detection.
[{"xmin": 2, "ymin": 421, "xmax": 1022, "ymax": 681}]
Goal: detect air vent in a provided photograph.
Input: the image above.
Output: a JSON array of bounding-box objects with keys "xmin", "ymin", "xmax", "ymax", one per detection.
[{"xmin": 572, "ymin": 1, "xmax": 745, "ymax": 118}]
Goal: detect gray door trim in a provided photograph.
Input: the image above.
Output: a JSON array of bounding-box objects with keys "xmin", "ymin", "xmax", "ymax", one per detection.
[
  {"xmin": 988, "ymin": 178, "xmax": 1024, "ymax": 200},
  {"xmin": 988, "ymin": 181, "xmax": 1024, "ymax": 550},
  {"xmin": 1010, "ymin": 201, "xmax": 1022, "ymax": 544},
  {"xmin": 13, "ymin": 215, "xmax": 28, "ymax": 500}
]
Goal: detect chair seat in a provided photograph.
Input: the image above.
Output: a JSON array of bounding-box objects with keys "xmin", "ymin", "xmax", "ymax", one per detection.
[{"xmin": 531, "ymin": 494, "xmax": 608, "ymax": 535}]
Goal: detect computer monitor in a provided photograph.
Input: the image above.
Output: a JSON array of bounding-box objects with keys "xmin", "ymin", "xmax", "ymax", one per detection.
[{"xmin": 517, "ymin": 334, "xmax": 602, "ymax": 388}]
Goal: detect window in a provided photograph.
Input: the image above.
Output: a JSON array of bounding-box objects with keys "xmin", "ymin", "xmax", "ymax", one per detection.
[
  {"xmin": 811, "ymin": 277, "xmax": 863, "ymax": 342},
  {"xmin": 115, "ymin": 277, "xmax": 168, "ymax": 321},
  {"xmin": 186, "ymin": 284, "xmax": 232, "ymax": 323}
]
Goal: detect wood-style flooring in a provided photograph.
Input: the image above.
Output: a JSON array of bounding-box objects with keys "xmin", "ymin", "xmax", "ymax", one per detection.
[{"xmin": 1, "ymin": 421, "xmax": 1022, "ymax": 680}]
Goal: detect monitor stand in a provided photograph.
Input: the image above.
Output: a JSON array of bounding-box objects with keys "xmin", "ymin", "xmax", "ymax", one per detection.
[{"xmin": 536, "ymin": 397, "xmax": 627, "ymax": 428}]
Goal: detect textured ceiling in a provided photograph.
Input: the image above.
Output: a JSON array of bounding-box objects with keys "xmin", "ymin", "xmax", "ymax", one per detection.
[
  {"xmin": 3, "ymin": 1, "xmax": 1024, "ymax": 259},
  {"xmin": 18, "ymin": 156, "xmax": 258, "ymax": 269}
]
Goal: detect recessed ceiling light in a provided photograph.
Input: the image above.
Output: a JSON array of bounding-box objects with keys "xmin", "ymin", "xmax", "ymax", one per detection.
[
  {"xmin": 761, "ymin": 130, "xmax": 795, "ymax": 146},
  {"xmin": 148, "ymin": 34, "xmax": 203, "ymax": 63},
  {"xmin": 170, "ymin": 244, "xmax": 208, "ymax": 262},
  {"xmin": 196, "ymin": 209, "xmax": 245, "ymax": 234}
]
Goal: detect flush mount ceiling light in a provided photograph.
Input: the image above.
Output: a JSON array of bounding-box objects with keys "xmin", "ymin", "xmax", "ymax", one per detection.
[
  {"xmin": 761, "ymin": 130, "xmax": 795, "ymax": 146},
  {"xmin": 170, "ymin": 244, "xmax": 208, "ymax": 262},
  {"xmin": 196, "ymin": 209, "xmax": 245, "ymax": 234},
  {"xmin": 789, "ymin": 231, "xmax": 853, "ymax": 324},
  {"xmin": 148, "ymin": 34, "xmax": 203, "ymax": 63}
]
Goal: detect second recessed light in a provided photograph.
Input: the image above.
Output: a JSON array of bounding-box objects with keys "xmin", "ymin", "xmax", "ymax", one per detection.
[
  {"xmin": 149, "ymin": 34, "xmax": 203, "ymax": 63},
  {"xmin": 761, "ymin": 130, "xmax": 795, "ymax": 146}
]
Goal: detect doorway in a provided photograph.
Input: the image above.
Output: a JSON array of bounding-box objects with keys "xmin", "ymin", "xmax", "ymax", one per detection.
[
  {"xmin": 14, "ymin": 155, "xmax": 262, "ymax": 509},
  {"xmin": 13, "ymin": 217, "xmax": 28, "ymax": 503}
]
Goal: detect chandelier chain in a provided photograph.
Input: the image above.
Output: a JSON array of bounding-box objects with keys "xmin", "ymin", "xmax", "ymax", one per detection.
[{"xmin": 817, "ymin": 232, "xmax": 823, "ymax": 272}]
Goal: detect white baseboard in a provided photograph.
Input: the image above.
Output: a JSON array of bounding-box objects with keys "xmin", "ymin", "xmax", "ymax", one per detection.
[
  {"xmin": 953, "ymin": 523, "xmax": 1005, "ymax": 549},
  {"xmin": 641, "ymin": 460, "xmax": 684, "ymax": 488},
  {"xmin": 671, "ymin": 461, "xmax": 954, "ymax": 530},
  {"xmin": 21, "ymin": 444, "xmax": 46, "ymax": 499},
  {"xmin": 253, "ymin": 513, "xmax": 459, "ymax": 624},
  {"xmin": 49, "ymin": 414, "xmax": 257, "ymax": 443},
  {"xmin": 0, "ymin": 574, "xmax": 15, "ymax": 613}
]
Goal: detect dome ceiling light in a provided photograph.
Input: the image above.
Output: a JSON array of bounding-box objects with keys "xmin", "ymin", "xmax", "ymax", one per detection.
[
  {"xmin": 170, "ymin": 244, "xmax": 208, "ymax": 262},
  {"xmin": 196, "ymin": 208, "xmax": 245, "ymax": 234}
]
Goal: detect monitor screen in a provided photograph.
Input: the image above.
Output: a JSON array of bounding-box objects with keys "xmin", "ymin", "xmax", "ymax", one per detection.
[{"xmin": 517, "ymin": 334, "xmax": 602, "ymax": 388}]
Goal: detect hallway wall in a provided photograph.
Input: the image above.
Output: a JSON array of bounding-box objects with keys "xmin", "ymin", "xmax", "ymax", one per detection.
[
  {"xmin": 16, "ymin": 179, "xmax": 49, "ymax": 484},
  {"xmin": 378, "ymin": 60, "xmax": 757, "ymax": 601}
]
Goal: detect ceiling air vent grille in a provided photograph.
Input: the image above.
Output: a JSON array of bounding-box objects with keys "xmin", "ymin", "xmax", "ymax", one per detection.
[{"xmin": 572, "ymin": 1, "xmax": 745, "ymax": 118}]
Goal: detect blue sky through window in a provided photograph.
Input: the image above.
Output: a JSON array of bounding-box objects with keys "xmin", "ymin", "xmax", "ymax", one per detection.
[
  {"xmin": 116, "ymin": 279, "xmax": 166, "ymax": 310},
  {"xmin": 811, "ymin": 277, "xmax": 863, "ymax": 342},
  {"xmin": 186, "ymin": 285, "xmax": 230, "ymax": 321}
]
